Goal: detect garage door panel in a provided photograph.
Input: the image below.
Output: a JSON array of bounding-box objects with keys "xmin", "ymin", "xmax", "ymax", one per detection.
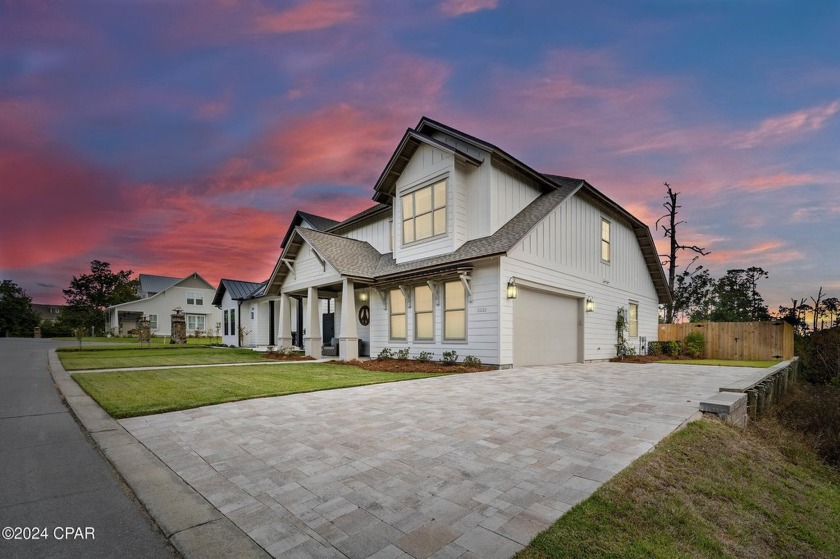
[{"xmin": 513, "ymin": 289, "xmax": 580, "ymax": 366}]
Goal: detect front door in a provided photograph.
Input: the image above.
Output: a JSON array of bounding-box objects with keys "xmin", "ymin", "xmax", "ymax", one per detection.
[{"xmin": 322, "ymin": 312, "xmax": 335, "ymax": 343}]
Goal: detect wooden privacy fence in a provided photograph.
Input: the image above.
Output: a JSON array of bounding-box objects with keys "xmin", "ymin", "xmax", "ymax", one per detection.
[{"xmin": 658, "ymin": 321, "xmax": 794, "ymax": 361}]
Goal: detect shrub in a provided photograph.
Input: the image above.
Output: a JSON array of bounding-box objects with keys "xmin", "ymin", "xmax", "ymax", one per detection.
[
  {"xmin": 463, "ymin": 355, "xmax": 482, "ymax": 366},
  {"xmin": 395, "ymin": 347, "xmax": 410, "ymax": 360},
  {"xmin": 377, "ymin": 347, "xmax": 394, "ymax": 360},
  {"xmin": 416, "ymin": 351, "xmax": 434, "ymax": 362},
  {"xmin": 648, "ymin": 340, "xmax": 682, "ymax": 356},
  {"xmin": 442, "ymin": 350, "xmax": 458, "ymax": 365},
  {"xmin": 800, "ymin": 327, "xmax": 840, "ymax": 385},
  {"xmin": 684, "ymin": 331, "xmax": 705, "ymax": 358},
  {"xmin": 772, "ymin": 383, "xmax": 840, "ymax": 468}
]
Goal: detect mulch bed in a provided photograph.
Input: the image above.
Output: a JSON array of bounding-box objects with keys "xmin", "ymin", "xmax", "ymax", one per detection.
[
  {"xmin": 263, "ymin": 352, "xmax": 317, "ymax": 362},
  {"xmin": 329, "ymin": 359, "xmax": 493, "ymax": 374}
]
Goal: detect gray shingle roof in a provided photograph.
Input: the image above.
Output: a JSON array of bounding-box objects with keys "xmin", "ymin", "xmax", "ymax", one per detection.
[
  {"xmin": 295, "ymin": 228, "xmax": 384, "ymax": 279},
  {"xmin": 291, "ymin": 180, "xmax": 582, "ymax": 283}
]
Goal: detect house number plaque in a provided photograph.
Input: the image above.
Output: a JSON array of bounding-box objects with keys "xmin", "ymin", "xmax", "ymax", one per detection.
[{"xmin": 358, "ymin": 305, "xmax": 370, "ymax": 326}]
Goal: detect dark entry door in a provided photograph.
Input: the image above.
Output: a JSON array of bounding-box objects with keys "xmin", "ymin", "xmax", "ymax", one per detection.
[{"xmin": 322, "ymin": 313, "xmax": 335, "ymax": 342}]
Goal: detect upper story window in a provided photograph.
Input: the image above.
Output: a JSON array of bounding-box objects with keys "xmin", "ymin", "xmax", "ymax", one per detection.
[
  {"xmin": 402, "ymin": 179, "xmax": 446, "ymax": 244},
  {"xmin": 389, "ymin": 288, "xmax": 406, "ymax": 340},
  {"xmin": 186, "ymin": 290, "xmax": 204, "ymax": 305},
  {"xmin": 628, "ymin": 302, "xmax": 639, "ymax": 337},
  {"xmin": 600, "ymin": 218, "xmax": 611, "ymax": 263}
]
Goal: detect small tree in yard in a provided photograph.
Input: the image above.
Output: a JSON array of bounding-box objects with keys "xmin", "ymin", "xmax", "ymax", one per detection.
[
  {"xmin": 656, "ymin": 182, "xmax": 710, "ymax": 323},
  {"xmin": 61, "ymin": 260, "xmax": 139, "ymax": 335}
]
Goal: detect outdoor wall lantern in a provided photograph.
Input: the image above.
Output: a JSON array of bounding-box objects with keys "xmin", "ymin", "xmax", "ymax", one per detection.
[
  {"xmin": 359, "ymin": 291, "xmax": 368, "ymax": 302},
  {"xmin": 506, "ymin": 278, "xmax": 518, "ymax": 299},
  {"xmin": 585, "ymin": 297, "xmax": 595, "ymax": 312}
]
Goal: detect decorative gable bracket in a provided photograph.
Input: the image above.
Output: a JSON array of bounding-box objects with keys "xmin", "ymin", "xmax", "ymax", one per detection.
[
  {"xmin": 374, "ymin": 288, "xmax": 388, "ymax": 310},
  {"xmin": 459, "ymin": 272, "xmax": 472, "ymax": 303},
  {"xmin": 398, "ymin": 285, "xmax": 412, "ymax": 308},
  {"xmin": 281, "ymin": 258, "xmax": 296, "ymax": 279},
  {"xmin": 426, "ymin": 280, "xmax": 440, "ymax": 306}
]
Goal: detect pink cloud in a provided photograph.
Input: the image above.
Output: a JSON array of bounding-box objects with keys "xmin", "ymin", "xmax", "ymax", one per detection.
[
  {"xmin": 736, "ymin": 172, "xmax": 831, "ymax": 192},
  {"xmin": 253, "ymin": 0, "xmax": 362, "ymax": 34},
  {"xmin": 733, "ymin": 100, "xmax": 840, "ymax": 149},
  {"xmin": 440, "ymin": 0, "xmax": 498, "ymax": 17},
  {"xmin": 704, "ymin": 240, "xmax": 805, "ymax": 268}
]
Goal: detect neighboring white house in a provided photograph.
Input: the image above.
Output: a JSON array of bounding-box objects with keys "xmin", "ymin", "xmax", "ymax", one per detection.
[
  {"xmin": 107, "ymin": 273, "xmax": 222, "ymax": 337},
  {"xmin": 256, "ymin": 117, "xmax": 670, "ymax": 366}
]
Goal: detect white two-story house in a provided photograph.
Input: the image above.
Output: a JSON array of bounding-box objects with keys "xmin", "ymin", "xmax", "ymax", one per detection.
[
  {"xmin": 260, "ymin": 117, "xmax": 669, "ymax": 367},
  {"xmin": 107, "ymin": 273, "xmax": 222, "ymax": 337}
]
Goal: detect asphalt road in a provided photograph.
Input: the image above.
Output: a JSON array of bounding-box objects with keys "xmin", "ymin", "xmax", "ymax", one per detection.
[{"xmin": 0, "ymin": 338, "xmax": 177, "ymax": 559}]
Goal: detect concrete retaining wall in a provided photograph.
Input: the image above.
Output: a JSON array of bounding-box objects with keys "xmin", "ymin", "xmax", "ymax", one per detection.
[{"xmin": 699, "ymin": 357, "xmax": 799, "ymax": 427}]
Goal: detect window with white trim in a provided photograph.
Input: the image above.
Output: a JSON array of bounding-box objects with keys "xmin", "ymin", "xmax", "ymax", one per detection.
[
  {"xmin": 414, "ymin": 285, "xmax": 434, "ymax": 341},
  {"xmin": 628, "ymin": 302, "xmax": 638, "ymax": 337},
  {"xmin": 186, "ymin": 290, "xmax": 204, "ymax": 305},
  {"xmin": 444, "ymin": 280, "xmax": 466, "ymax": 340},
  {"xmin": 401, "ymin": 179, "xmax": 446, "ymax": 244},
  {"xmin": 148, "ymin": 314, "xmax": 157, "ymax": 330},
  {"xmin": 389, "ymin": 288, "xmax": 406, "ymax": 340},
  {"xmin": 601, "ymin": 218, "xmax": 611, "ymax": 263},
  {"xmin": 187, "ymin": 314, "xmax": 205, "ymax": 332},
  {"xmin": 223, "ymin": 310, "xmax": 229, "ymax": 335},
  {"xmin": 230, "ymin": 311, "xmax": 235, "ymax": 335}
]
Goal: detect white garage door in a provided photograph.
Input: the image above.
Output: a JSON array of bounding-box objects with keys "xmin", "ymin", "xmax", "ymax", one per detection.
[{"xmin": 513, "ymin": 289, "xmax": 581, "ymax": 366}]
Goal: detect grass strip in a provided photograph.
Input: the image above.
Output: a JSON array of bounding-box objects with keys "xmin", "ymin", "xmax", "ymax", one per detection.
[
  {"xmin": 517, "ymin": 419, "xmax": 840, "ymax": 559},
  {"xmin": 72, "ymin": 363, "xmax": 443, "ymax": 418}
]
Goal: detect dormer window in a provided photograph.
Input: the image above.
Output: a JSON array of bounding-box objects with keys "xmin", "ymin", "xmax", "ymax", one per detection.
[{"xmin": 402, "ymin": 179, "xmax": 446, "ymax": 244}]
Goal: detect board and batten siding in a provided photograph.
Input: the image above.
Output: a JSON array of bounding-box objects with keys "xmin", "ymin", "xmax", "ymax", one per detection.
[
  {"xmin": 281, "ymin": 242, "xmax": 342, "ymax": 293},
  {"xmin": 501, "ymin": 194, "xmax": 659, "ymax": 363},
  {"xmin": 340, "ymin": 214, "xmax": 392, "ymax": 254},
  {"xmin": 489, "ymin": 160, "xmax": 541, "ymax": 237},
  {"xmin": 393, "ymin": 143, "xmax": 458, "ymax": 264},
  {"xmin": 367, "ymin": 261, "xmax": 501, "ymax": 365}
]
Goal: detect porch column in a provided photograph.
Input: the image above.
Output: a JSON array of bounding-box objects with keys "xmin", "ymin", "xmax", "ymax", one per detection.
[
  {"xmin": 304, "ymin": 287, "xmax": 322, "ymax": 357},
  {"xmin": 277, "ymin": 294, "xmax": 292, "ymax": 349},
  {"xmin": 339, "ymin": 278, "xmax": 359, "ymax": 360}
]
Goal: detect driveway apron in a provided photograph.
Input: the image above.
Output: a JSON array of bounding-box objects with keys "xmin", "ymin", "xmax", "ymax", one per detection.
[{"xmin": 121, "ymin": 362, "xmax": 761, "ymax": 559}]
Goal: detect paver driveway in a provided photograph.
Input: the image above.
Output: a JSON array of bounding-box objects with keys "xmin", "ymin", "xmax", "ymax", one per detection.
[{"xmin": 121, "ymin": 362, "xmax": 759, "ymax": 559}]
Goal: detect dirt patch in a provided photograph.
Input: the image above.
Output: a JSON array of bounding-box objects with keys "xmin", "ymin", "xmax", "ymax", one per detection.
[
  {"xmin": 263, "ymin": 352, "xmax": 317, "ymax": 362},
  {"xmin": 329, "ymin": 359, "xmax": 493, "ymax": 374}
]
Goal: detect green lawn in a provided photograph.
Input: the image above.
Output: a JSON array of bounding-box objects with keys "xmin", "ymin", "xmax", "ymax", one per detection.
[
  {"xmin": 72, "ymin": 364, "xmax": 443, "ymax": 418},
  {"xmin": 53, "ymin": 336, "xmax": 218, "ymax": 346},
  {"xmin": 58, "ymin": 347, "xmax": 265, "ymax": 370},
  {"xmin": 659, "ymin": 359, "xmax": 780, "ymax": 368},
  {"xmin": 517, "ymin": 419, "xmax": 840, "ymax": 559}
]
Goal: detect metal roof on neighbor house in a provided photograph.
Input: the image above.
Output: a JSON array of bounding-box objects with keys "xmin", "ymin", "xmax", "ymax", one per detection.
[
  {"xmin": 212, "ymin": 279, "xmax": 265, "ymax": 307},
  {"xmin": 138, "ymin": 274, "xmax": 180, "ymax": 297}
]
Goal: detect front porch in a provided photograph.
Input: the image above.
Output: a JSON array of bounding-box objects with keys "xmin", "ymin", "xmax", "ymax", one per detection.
[{"xmin": 278, "ymin": 278, "xmax": 371, "ymax": 361}]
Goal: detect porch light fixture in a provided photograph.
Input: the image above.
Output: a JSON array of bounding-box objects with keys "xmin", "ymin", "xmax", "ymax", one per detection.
[
  {"xmin": 585, "ymin": 297, "xmax": 595, "ymax": 313},
  {"xmin": 359, "ymin": 291, "xmax": 368, "ymax": 302},
  {"xmin": 506, "ymin": 278, "xmax": 518, "ymax": 299}
]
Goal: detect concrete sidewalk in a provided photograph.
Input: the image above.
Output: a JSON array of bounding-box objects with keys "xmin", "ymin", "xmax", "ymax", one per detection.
[
  {"xmin": 47, "ymin": 348, "xmax": 269, "ymax": 559},
  {"xmin": 71, "ymin": 359, "xmax": 330, "ymax": 374}
]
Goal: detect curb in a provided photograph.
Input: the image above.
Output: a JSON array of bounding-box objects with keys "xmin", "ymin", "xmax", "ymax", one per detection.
[{"xmin": 48, "ymin": 349, "xmax": 270, "ymax": 559}]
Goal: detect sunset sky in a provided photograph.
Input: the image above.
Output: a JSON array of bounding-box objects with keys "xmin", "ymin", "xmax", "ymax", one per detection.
[{"xmin": 1, "ymin": 0, "xmax": 837, "ymax": 309}]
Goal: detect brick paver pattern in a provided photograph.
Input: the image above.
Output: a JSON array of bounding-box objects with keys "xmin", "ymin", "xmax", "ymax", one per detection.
[{"xmin": 121, "ymin": 362, "xmax": 760, "ymax": 559}]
